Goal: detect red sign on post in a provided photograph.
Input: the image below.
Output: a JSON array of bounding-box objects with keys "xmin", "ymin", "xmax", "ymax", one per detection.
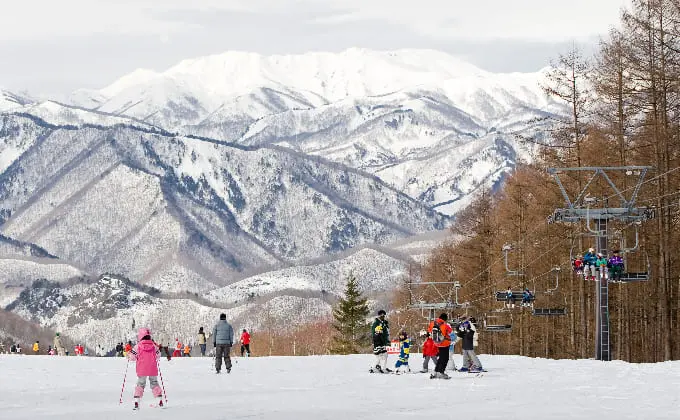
[{"xmin": 387, "ymin": 340, "xmax": 400, "ymax": 354}]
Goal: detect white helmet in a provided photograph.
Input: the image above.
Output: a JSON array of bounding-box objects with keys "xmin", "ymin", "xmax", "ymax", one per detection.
[{"xmin": 588, "ymin": 248, "xmax": 595, "ymax": 253}]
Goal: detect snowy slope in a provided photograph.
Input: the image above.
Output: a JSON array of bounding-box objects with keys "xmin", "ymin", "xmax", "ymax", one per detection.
[{"xmin": 2, "ymin": 354, "xmax": 678, "ymax": 419}]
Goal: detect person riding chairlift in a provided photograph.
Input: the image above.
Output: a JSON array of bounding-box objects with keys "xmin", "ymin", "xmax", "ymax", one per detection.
[
  {"xmin": 572, "ymin": 255, "xmax": 584, "ymax": 275},
  {"xmin": 582, "ymin": 248, "xmax": 598, "ymax": 281},
  {"xmin": 505, "ymin": 287, "xmax": 516, "ymax": 309},
  {"xmin": 521, "ymin": 288, "xmax": 534, "ymax": 307},
  {"xmin": 595, "ymin": 253, "xmax": 609, "ymax": 280},
  {"xmin": 608, "ymin": 250, "xmax": 625, "ymax": 282}
]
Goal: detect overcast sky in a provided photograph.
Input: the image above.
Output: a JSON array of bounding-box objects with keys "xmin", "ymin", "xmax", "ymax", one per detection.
[{"xmin": 1, "ymin": 0, "xmax": 631, "ymax": 97}]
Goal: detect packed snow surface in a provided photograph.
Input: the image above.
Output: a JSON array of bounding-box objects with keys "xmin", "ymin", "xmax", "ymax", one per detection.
[{"xmin": 2, "ymin": 354, "xmax": 678, "ymax": 419}]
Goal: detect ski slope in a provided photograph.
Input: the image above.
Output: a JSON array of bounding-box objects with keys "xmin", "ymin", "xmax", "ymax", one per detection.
[{"xmin": 2, "ymin": 354, "xmax": 678, "ymax": 419}]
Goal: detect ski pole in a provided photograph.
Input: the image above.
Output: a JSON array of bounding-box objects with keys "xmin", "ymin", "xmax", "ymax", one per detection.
[
  {"xmin": 157, "ymin": 358, "xmax": 168, "ymax": 405},
  {"xmin": 118, "ymin": 359, "xmax": 129, "ymax": 405}
]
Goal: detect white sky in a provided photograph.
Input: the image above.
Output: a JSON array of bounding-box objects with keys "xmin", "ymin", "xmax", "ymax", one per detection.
[{"xmin": 0, "ymin": 0, "xmax": 631, "ymax": 97}]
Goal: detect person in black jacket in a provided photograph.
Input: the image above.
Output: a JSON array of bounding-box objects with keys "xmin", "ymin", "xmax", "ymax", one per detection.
[
  {"xmin": 456, "ymin": 320, "xmax": 483, "ymax": 372},
  {"xmin": 370, "ymin": 310, "xmax": 391, "ymax": 373}
]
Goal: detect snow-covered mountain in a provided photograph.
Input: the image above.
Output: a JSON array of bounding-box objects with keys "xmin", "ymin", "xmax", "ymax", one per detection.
[
  {"xmin": 0, "ymin": 89, "xmax": 33, "ymax": 112},
  {"xmin": 0, "ymin": 113, "xmax": 445, "ymax": 294},
  {"xmin": 66, "ymin": 49, "xmax": 563, "ymax": 214}
]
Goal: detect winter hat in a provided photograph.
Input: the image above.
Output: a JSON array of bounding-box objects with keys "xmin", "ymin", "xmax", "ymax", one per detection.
[
  {"xmin": 377, "ymin": 309, "xmax": 386, "ymax": 316},
  {"xmin": 439, "ymin": 313, "xmax": 448, "ymax": 321},
  {"xmin": 137, "ymin": 327, "xmax": 151, "ymax": 341},
  {"xmin": 220, "ymin": 313, "xmax": 227, "ymax": 320},
  {"xmin": 55, "ymin": 332, "xmax": 60, "ymax": 337}
]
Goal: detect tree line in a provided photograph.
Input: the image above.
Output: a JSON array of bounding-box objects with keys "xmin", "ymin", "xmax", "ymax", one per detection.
[{"xmin": 411, "ymin": 0, "xmax": 680, "ymax": 362}]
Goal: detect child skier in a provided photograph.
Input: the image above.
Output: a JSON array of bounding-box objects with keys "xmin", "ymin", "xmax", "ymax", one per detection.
[
  {"xmin": 394, "ymin": 331, "xmax": 410, "ymax": 374},
  {"xmin": 596, "ymin": 253, "xmax": 609, "ymax": 280},
  {"xmin": 572, "ymin": 255, "xmax": 584, "ymax": 275},
  {"xmin": 419, "ymin": 330, "xmax": 438, "ymax": 373},
  {"xmin": 127, "ymin": 328, "xmax": 164, "ymax": 410}
]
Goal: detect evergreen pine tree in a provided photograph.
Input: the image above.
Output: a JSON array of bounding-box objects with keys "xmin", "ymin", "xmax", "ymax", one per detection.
[{"xmin": 331, "ymin": 273, "xmax": 370, "ymax": 354}]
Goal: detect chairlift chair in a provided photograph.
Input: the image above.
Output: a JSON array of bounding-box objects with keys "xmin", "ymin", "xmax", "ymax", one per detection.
[{"xmin": 482, "ymin": 314, "xmax": 512, "ymax": 332}]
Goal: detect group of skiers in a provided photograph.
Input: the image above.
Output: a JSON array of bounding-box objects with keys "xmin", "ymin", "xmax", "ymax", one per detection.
[
  {"xmin": 370, "ymin": 310, "xmax": 484, "ymax": 380},
  {"xmin": 9, "ymin": 332, "xmax": 70, "ymax": 356},
  {"xmin": 573, "ymin": 248, "xmax": 625, "ymax": 281}
]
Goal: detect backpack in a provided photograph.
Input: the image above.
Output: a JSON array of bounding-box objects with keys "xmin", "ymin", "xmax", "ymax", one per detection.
[{"xmin": 431, "ymin": 321, "xmax": 445, "ymax": 344}]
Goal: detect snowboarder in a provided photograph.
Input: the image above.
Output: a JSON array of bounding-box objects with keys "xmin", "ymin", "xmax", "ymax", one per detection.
[
  {"xmin": 457, "ymin": 320, "xmax": 484, "ymax": 372},
  {"xmin": 240, "ymin": 329, "xmax": 251, "ymax": 357},
  {"xmin": 127, "ymin": 327, "xmax": 164, "ymax": 410},
  {"xmin": 394, "ymin": 331, "xmax": 410, "ymax": 373},
  {"xmin": 428, "ymin": 313, "xmax": 453, "ymax": 379},
  {"xmin": 54, "ymin": 333, "xmax": 65, "ymax": 356},
  {"xmin": 369, "ymin": 310, "xmax": 390, "ymax": 373},
  {"xmin": 419, "ymin": 330, "xmax": 438, "ymax": 373},
  {"xmin": 213, "ymin": 313, "xmax": 234, "ymax": 374},
  {"xmin": 608, "ymin": 250, "xmax": 625, "ymax": 281}
]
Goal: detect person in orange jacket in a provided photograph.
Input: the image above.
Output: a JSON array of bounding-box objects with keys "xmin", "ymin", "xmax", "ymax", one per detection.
[
  {"xmin": 184, "ymin": 344, "xmax": 191, "ymax": 357},
  {"xmin": 427, "ymin": 313, "xmax": 453, "ymax": 379},
  {"xmin": 124, "ymin": 341, "xmax": 133, "ymax": 356}
]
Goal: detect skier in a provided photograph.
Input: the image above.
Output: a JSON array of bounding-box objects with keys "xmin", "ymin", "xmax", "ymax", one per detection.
[
  {"xmin": 240, "ymin": 329, "xmax": 251, "ymax": 357},
  {"xmin": 419, "ymin": 330, "xmax": 438, "ymax": 373},
  {"xmin": 116, "ymin": 342, "xmax": 124, "ymax": 357},
  {"xmin": 127, "ymin": 327, "xmax": 164, "ymax": 410},
  {"xmin": 369, "ymin": 309, "xmax": 390, "ymax": 373},
  {"xmin": 596, "ymin": 253, "xmax": 609, "ymax": 280},
  {"xmin": 16, "ymin": 344, "xmax": 22, "ymax": 354},
  {"xmin": 10, "ymin": 343, "xmax": 16, "ymax": 354},
  {"xmin": 608, "ymin": 250, "xmax": 625, "ymax": 281},
  {"xmin": 583, "ymin": 248, "xmax": 598, "ymax": 281},
  {"xmin": 457, "ymin": 319, "xmax": 484, "ymax": 373},
  {"xmin": 212, "ymin": 313, "xmax": 234, "ymax": 374},
  {"xmin": 197, "ymin": 327, "xmax": 207, "ymax": 356},
  {"xmin": 521, "ymin": 288, "xmax": 534, "ymax": 307},
  {"xmin": 32, "ymin": 341, "xmax": 39, "ymax": 354},
  {"xmin": 183, "ymin": 343, "xmax": 191, "ymax": 357},
  {"xmin": 54, "ymin": 333, "xmax": 65, "ymax": 356},
  {"xmin": 173, "ymin": 339, "xmax": 182, "ymax": 358},
  {"xmin": 505, "ymin": 287, "xmax": 516, "ymax": 309},
  {"xmin": 124, "ymin": 341, "xmax": 133, "ymax": 357},
  {"xmin": 428, "ymin": 313, "xmax": 453, "ymax": 379},
  {"xmin": 394, "ymin": 331, "xmax": 410, "ymax": 374},
  {"xmin": 572, "ymin": 255, "xmax": 584, "ymax": 275}
]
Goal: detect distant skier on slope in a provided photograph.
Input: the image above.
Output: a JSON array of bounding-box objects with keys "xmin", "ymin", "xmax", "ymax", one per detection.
[
  {"xmin": 369, "ymin": 310, "xmax": 390, "ymax": 373},
  {"xmin": 127, "ymin": 328, "xmax": 165, "ymax": 410},
  {"xmin": 240, "ymin": 329, "xmax": 251, "ymax": 357}
]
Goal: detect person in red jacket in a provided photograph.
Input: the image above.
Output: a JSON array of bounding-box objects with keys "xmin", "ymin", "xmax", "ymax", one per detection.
[
  {"xmin": 428, "ymin": 313, "xmax": 453, "ymax": 379},
  {"xmin": 419, "ymin": 330, "xmax": 439, "ymax": 373},
  {"xmin": 240, "ymin": 329, "xmax": 251, "ymax": 357}
]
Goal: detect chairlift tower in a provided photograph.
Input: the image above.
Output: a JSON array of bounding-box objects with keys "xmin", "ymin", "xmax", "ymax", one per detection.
[
  {"xmin": 406, "ymin": 281, "xmax": 470, "ymax": 322},
  {"xmin": 547, "ymin": 166, "xmax": 654, "ymax": 361}
]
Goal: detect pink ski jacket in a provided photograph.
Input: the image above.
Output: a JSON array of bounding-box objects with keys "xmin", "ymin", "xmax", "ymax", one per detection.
[{"xmin": 128, "ymin": 329, "xmax": 160, "ymax": 377}]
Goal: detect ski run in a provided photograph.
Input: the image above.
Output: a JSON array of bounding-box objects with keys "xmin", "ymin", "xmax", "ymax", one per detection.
[{"xmin": 2, "ymin": 353, "xmax": 679, "ymax": 419}]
